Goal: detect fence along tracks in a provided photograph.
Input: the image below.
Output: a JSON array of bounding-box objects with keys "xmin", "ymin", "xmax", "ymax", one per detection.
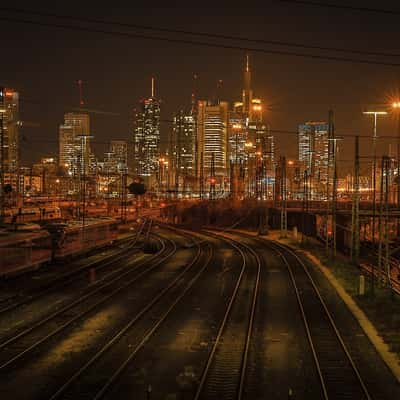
[
  {"xmin": 194, "ymin": 230, "xmax": 261, "ymax": 400},
  {"xmin": 266, "ymin": 239, "xmax": 371, "ymax": 400}
]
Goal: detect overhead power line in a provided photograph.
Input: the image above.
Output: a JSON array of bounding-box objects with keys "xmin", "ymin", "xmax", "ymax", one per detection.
[
  {"xmin": 0, "ymin": 6, "xmax": 399, "ymax": 58},
  {"xmin": 1, "ymin": 16, "xmax": 400, "ymax": 67},
  {"xmin": 278, "ymin": 0, "xmax": 400, "ymax": 15}
]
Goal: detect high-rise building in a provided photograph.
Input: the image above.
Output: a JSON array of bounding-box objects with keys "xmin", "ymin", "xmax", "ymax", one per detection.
[
  {"xmin": 228, "ymin": 56, "xmax": 273, "ymax": 199},
  {"xmin": 197, "ymin": 100, "xmax": 229, "ymax": 181},
  {"xmin": 59, "ymin": 112, "xmax": 92, "ymax": 176},
  {"xmin": 0, "ymin": 88, "xmax": 19, "ymax": 179},
  {"xmin": 298, "ymin": 121, "xmax": 329, "ymax": 198},
  {"xmin": 59, "ymin": 125, "xmax": 75, "ymax": 170},
  {"xmin": 298, "ymin": 122, "xmax": 329, "ymax": 178},
  {"xmin": 110, "ymin": 140, "xmax": 128, "ymax": 172},
  {"xmin": 133, "ymin": 78, "xmax": 161, "ymax": 182},
  {"xmin": 170, "ymin": 110, "xmax": 196, "ymax": 192}
]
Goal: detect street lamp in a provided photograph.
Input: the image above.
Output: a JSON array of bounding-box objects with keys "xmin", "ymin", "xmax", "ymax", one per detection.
[{"xmin": 363, "ymin": 110, "xmax": 387, "ymax": 246}]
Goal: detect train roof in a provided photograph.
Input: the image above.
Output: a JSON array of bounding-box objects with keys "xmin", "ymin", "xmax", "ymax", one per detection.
[
  {"xmin": 46, "ymin": 217, "xmax": 117, "ymax": 232},
  {"xmin": 0, "ymin": 228, "xmax": 50, "ymax": 247}
]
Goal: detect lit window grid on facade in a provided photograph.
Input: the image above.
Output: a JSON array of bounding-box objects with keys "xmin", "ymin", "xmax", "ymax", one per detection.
[
  {"xmin": 133, "ymin": 98, "xmax": 161, "ymax": 177},
  {"xmin": 0, "ymin": 88, "xmax": 19, "ymax": 176}
]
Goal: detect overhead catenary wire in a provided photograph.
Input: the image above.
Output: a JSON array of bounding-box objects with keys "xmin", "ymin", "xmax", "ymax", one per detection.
[
  {"xmin": 278, "ymin": 0, "xmax": 400, "ymax": 15},
  {"xmin": 0, "ymin": 6, "xmax": 399, "ymax": 59},
  {"xmin": 1, "ymin": 16, "xmax": 400, "ymax": 67}
]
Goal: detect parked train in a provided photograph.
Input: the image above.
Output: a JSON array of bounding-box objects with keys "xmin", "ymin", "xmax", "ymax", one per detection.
[
  {"xmin": 0, "ymin": 218, "xmax": 118, "ymax": 277},
  {"xmin": 3, "ymin": 206, "xmax": 62, "ymax": 224}
]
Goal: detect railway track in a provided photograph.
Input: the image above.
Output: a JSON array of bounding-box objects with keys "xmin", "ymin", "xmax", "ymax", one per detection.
[
  {"xmin": 193, "ymin": 230, "xmax": 261, "ymax": 400},
  {"xmin": 266, "ymin": 239, "xmax": 371, "ymax": 400},
  {"xmin": 0, "ymin": 232, "xmax": 175, "ymax": 371},
  {"xmin": 46, "ymin": 228, "xmax": 213, "ymax": 400},
  {"xmin": 0, "ymin": 219, "xmax": 150, "ymax": 315}
]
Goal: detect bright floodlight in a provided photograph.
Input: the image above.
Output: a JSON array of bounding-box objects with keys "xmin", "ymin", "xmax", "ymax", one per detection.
[{"xmin": 363, "ymin": 111, "xmax": 388, "ymax": 115}]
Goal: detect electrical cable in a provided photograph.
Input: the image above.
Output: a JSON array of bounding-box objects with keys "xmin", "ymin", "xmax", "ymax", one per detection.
[
  {"xmin": 278, "ymin": 0, "xmax": 400, "ymax": 15},
  {"xmin": 0, "ymin": 15, "xmax": 399, "ymax": 67},
  {"xmin": 0, "ymin": 6, "xmax": 399, "ymax": 58}
]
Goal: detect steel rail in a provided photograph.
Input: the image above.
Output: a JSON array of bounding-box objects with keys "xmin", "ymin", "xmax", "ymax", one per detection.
[
  {"xmin": 268, "ymin": 239, "xmax": 371, "ymax": 400},
  {"xmin": 0, "ymin": 234, "xmax": 174, "ymax": 371},
  {"xmin": 49, "ymin": 228, "xmax": 210, "ymax": 400},
  {"xmin": 193, "ymin": 230, "xmax": 261, "ymax": 400},
  {"xmin": 0, "ymin": 219, "xmax": 149, "ymax": 315}
]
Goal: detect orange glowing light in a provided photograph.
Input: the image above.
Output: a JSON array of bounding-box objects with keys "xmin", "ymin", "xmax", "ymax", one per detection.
[
  {"xmin": 210, "ymin": 178, "xmax": 216, "ymax": 184},
  {"xmin": 392, "ymin": 101, "xmax": 400, "ymax": 109},
  {"xmin": 288, "ymin": 160, "xmax": 294, "ymax": 166},
  {"xmin": 5, "ymin": 91, "xmax": 13, "ymax": 98}
]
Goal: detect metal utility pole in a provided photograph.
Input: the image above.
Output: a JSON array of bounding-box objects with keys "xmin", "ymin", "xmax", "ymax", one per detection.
[
  {"xmin": 209, "ymin": 152, "xmax": 216, "ymax": 200},
  {"xmin": 384, "ymin": 157, "xmax": 390, "ymax": 287},
  {"xmin": 397, "ymin": 113, "xmax": 400, "ymax": 236},
  {"xmin": 76, "ymin": 134, "xmax": 93, "ymax": 241},
  {"xmin": 351, "ymin": 136, "xmax": 360, "ymax": 265},
  {"xmin": 372, "ymin": 114, "xmax": 378, "ymax": 248},
  {"xmin": 301, "ymin": 169, "xmax": 308, "ymax": 244},
  {"xmin": 199, "ymin": 151, "xmax": 204, "ymax": 199},
  {"xmin": 0, "ymin": 111, "xmax": 4, "ymax": 224},
  {"xmin": 378, "ymin": 157, "xmax": 384, "ymax": 276},
  {"xmin": 363, "ymin": 111, "xmax": 387, "ymax": 248},
  {"xmin": 378, "ymin": 156, "xmax": 391, "ymax": 285},
  {"xmin": 104, "ymin": 152, "xmax": 113, "ymax": 216},
  {"xmin": 328, "ymin": 135, "xmax": 342, "ymax": 259},
  {"xmin": 120, "ymin": 168, "xmax": 127, "ymax": 223},
  {"xmin": 332, "ymin": 138, "xmax": 338, "ymax": 258},
  {"xmin": 280, "ymin": 156, "xmax": 287, "ymax": 238},
  {"xmin": 326, "ymin": 110, "xmax": 334, "ymax": 255}
]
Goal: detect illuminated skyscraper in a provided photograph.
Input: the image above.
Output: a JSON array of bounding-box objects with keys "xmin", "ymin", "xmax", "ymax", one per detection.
[
  {"xmin": 298, "ymin": 121, "xmax": 329, "ymax": 198},
  {"xmin": 0, "ymin": 87, "xmax": 19, "ymax": 178},
  {"xmin": 133, "ymin": 78, "xmax": 161, "ymax": 181},
  {"xmin": 171, "ymin": 110, "xmax": 196, "ymax": 192},
  {"xmin": 197, "ymin": 100, "xmax": 229, "ymax": 181},
  {"xmin": 110, "ymin": 140, "xmax": 128, "ymax": 172},
  {"xmin": 298, "ymin": 122, "xmax": 329, "ymax": 177},
  {"xmin": 228, "ymin": 55, "xmax": 273, "ymax": 199},
  {"xmin": 58, "ymin": 112, "xmax": 91, "ymax": 175}
]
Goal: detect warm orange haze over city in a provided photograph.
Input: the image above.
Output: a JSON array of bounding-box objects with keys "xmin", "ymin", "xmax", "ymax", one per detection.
[{"xmin": 0, "ymin": 1, "xmax": 400, "ymax": 399}]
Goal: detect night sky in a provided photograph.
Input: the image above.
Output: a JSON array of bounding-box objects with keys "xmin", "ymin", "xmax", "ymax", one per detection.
[{"xmin": 2, "ymin": 0, "xmax": 400, "ymax": 176}]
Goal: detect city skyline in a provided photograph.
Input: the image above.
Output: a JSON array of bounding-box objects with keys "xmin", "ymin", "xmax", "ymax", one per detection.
[
  {"xmin": 1, "ymin": 4, "xmax": 400, "ymax": 400},
  {"xmin": 1, "ymin": 2, "xmax": 400, "ymax": 176}
]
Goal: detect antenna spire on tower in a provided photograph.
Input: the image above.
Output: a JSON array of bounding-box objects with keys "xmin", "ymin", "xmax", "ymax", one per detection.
[
  {"xmin": 242, "ymin": 54, "xmax": 252, "ymax": 114},
  {"xmin": 77, "ymin": 80, "xmax": 85, "ymax": 107},
  {"xmin": 191, "ymin": 73, "xmax": 198, "ymax": 113},
  {"xmin": 151, "ymin": 77, "xmax": 155, "ymax": 98}
]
